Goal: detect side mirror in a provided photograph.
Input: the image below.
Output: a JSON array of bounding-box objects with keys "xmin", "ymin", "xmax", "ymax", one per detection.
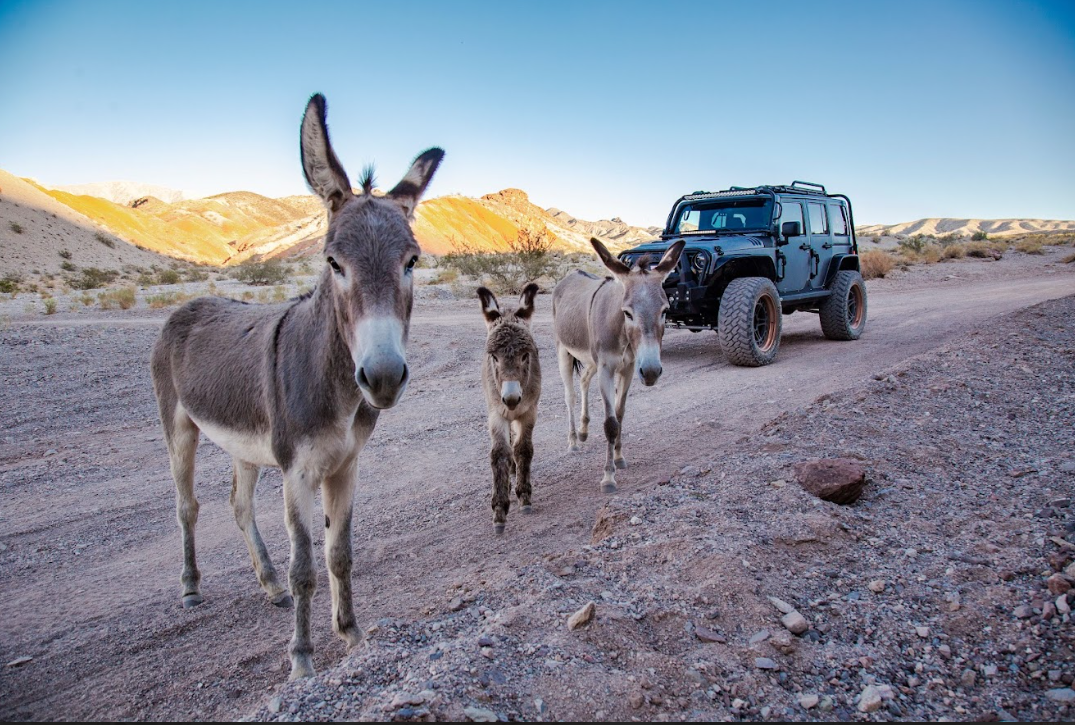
[{"xmin": 781, "ymin": 221, "xmax": 802, "ymax": 238}]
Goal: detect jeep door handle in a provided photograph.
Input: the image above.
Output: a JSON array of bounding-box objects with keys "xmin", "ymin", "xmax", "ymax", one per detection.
[
  {"xmin": 821, "ymin": 242, "xmax": 832, "ymax": 249},
  {"xmin": 799, "ymin": 243, "xmax": 812, "ymax": 251}
]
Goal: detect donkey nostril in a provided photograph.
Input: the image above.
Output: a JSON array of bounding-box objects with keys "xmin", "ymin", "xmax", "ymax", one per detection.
[
  {"xmin": 399, "ymin": 364, "xmax": 409, "ymax": 385},
  {"xmin": 358, "ymin": 367, "xmax": 371, "ymax": 389}
]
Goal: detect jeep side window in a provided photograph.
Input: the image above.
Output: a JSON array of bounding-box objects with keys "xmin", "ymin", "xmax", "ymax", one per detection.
[
  {"xmin": 829, "ymin": 205, "xmax": 849, "ymax": 236},
  {"xmin": 781, "ymin": 201, "xmax": 803, "ymax": 232},
  {"xmin": 808, "ymin": 202, "xmax": 828, "ymax": 235}
]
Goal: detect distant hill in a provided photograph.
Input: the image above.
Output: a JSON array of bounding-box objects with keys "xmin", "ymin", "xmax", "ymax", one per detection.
[
  {"xmin": 45, "ymin": 180, "xmax": 189, "ymax": 205},
  {"xmin": 856, "ymin": 218, "xmax": 1075, "ymax": 238}
]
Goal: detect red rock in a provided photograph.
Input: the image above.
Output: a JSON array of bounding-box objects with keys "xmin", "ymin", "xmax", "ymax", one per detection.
[
  {"xmin": 1047, "ymin": 573, "xmax": 1072, "ymax": 596},
  {"xmin": 793, "ymin": 458, "xmax": 867, "ymax": 505}
]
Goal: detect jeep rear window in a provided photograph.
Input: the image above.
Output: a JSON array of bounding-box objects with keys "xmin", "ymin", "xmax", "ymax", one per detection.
[
  {"xmin": 829, "ymin": 204, "xmax": 849, "ymax": 235},
  {"xmin": 808, "ymin": 202, "xmax": 829, "ymax": 235},
  {"xmin": 674, "ymin": 199, "xmax": 772, "ymax": 234}
]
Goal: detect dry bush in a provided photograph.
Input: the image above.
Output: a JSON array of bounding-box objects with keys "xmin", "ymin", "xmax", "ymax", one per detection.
[
  {"xmin": 157, "ymin": 269, "xmax": 182, "ymax": 285},
  {"xmin": 95, "ymin": 231, "xmax": 115, "ymax": 248},
  {"xmin": 1015, "ymin": 238, "xmax": 1044, "ymax": 255},
  {"xmin": 72, "ymin": 267, "xmax": 119, "ymax": 290},
  {"xmin": 920, "ymin": 245, "xmax": 943, "ymax": 264},
  {"xmin": 1062, "ymin": 251, "xmax": 1075, "ymax": 264},
  {"xmin": 98, "ymin": 287, "xmax": 136, "ymax": 310},
  {"xmin": 9, "ymin": 221, "xmax": 24, "ymax": 234},
  {"xmin": 965, "ymin": 241, "xmax": 1005, "ymax": 259},
  {"xmin": 232, "ymin": 260, "xmax": 289, "ymax": 286},
  {"xmin": 942, "ymin": 244, "xmax": 966, "ymax": 259},
  {"xmin": 79, "ymin": 293, "xmax": 94, "ymax": 307},
  {"xmin": 442, "ymin": 227, "xmax": 562, "ymax": 294},
  {"xmin": 859, "ymin": 250, "xmax": 896, "ymax": 279},
  {"xmin": 272, "ymin": 285, "xmax": 288, "ymax": 302},
  {"xmin": 43, "ymin": 297, "xmax": 57, "ymax": 315},
  {"xmin": 431, "ymin": 267, "xmax": 460, "ymax": 284}
]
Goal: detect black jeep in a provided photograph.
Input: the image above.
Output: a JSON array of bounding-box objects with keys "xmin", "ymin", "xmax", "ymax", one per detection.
[{"xmin": 620, "ymin": 181, "xmax": 867, "ymax": 366}]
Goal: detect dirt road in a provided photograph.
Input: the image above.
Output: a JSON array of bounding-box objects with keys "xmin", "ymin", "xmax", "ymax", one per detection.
[{"xmin": 1, "ymin": 253, "xmax": 1072, "ymax": 720}]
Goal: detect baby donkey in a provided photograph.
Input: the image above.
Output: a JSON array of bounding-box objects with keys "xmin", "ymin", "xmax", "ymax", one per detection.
[{"xmin": 477, "ymin": 283, "xmax": 541, "ymax": 534}]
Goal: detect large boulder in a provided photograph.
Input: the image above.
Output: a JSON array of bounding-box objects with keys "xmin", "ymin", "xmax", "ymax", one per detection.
[{"xmin": 794, "ymin": 458, "xmax": 867, "ymax": 505}]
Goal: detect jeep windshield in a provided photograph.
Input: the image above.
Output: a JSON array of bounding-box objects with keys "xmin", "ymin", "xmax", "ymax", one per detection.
[{"xmin": 672, "ymin": 198, "xmax": 773, "ymax": 235}]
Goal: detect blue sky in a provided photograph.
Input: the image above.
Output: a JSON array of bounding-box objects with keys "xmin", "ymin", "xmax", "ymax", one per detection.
[{"xmin": 1, "ymin": 0, "xmax": 1073, "ymax": 226}]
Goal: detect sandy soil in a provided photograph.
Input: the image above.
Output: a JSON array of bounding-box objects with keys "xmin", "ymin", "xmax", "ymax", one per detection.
[{"xmin": 0, "ymin": 251, "xmax": 1073, "ymax": 721}]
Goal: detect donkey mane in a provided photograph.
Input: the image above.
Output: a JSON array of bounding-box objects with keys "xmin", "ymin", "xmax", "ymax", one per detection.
[
  {"xmin": 486, "ymin": 321, "xmax": 538, "ymax": 358},
  {"xmin": 358, "ymin": 164, "xmax": 376, "ymax": 195}
]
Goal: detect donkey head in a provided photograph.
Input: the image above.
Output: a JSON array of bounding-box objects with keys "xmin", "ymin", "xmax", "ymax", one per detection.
[
  {"xmin": 301, "ymin": 93, "xmax": 443, "ymax": 409},
  {"xmin": 477, "ymin": 283, "xmax": 538, "ymax": 410},
  {"xmin": 591, "ymin": 237, "xmax": 684, "ymax": 387}
]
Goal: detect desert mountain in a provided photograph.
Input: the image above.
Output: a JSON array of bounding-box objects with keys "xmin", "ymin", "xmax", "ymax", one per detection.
[
  {"xmin": 44, "ymin": 180, "xmax": 188, "ymax": 205},
  {"xmin": 856, "ymin": 218, "xmax": 1075, "ymax": 238}
]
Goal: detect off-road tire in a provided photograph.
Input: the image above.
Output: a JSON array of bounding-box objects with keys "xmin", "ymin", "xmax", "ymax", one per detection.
[
  {"xmin": 718, "ymin": 277, "xmax": 782, "ymax": 367},
  {"xmin": 820, "ymin": 270, "xmax": 867, "ymax": 340}
]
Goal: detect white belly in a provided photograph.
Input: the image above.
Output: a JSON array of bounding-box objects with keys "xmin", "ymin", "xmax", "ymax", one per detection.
[{"xmin": 187, "ymin": 411, "xmax": 278, "ymax": 467}]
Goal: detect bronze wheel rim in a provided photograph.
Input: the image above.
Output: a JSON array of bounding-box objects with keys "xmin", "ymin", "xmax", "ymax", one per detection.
[
  {"xmin": 753, "ymin": 294, "xmax": 778, "ymax": 351},
  {"xmin": 848, "ymin": 284, "xmax": 864, "ymax": 328}
]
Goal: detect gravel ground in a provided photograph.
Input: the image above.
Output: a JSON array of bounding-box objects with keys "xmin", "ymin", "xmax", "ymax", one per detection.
[{"xmin": 249, "ymin": 294, "xmax": 1075, "ymax": 722}]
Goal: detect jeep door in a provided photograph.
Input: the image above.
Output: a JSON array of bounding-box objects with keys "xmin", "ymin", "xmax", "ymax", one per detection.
[
  {"xmin": 827, "ymin": 202, "xmax": 854, "ymax": 269},
  {"xmin": 778, "ymin": 200, "xmax": 811, "ymax": 293},
  {"xmin": 806, "ymin": 201, "xmax": 834, "ymax": 290}
]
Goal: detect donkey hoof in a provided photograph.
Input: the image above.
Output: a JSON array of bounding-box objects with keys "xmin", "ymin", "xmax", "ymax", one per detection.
[
  {"xmin": 578, "ymin": 431, "xmax": 588, "ymax": 442},
  {"xmin": 615, "ymin": 458, "xmax": 628, "ymax": 470},
  {"xmin": 521, "ymin": 504, "xmax": 533, "ymax": 515},
  {"xmin": 182, "ymin": 593, "xmax": 203, "ymax": 608},
  {"xmin": 289, "ymin": 656, "xmax": 315, "ymax": 681},
  {"xmin": 272, "ymin": 592, "xmax": 294, "ymax": 609},
  {"xmin": 569, "ymin": 443, "xmax": 580, "ymax": 453},
  {"xmin": 493, "ymin": 522, "xmax": 506, "ymax": 535},
  {"xmin": 601, "ymin": 481, "xmax": 618, "ymax": 493}
]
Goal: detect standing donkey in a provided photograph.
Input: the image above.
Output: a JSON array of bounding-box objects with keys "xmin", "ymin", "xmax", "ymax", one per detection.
[
  {"xmin": 476, "ymin": 283, "xmax": 541, "ymax": 534},
  {"xmin": 552, "ymin": 237, "xmax": 685, "ymax": 492},
  {"xmin": 150, "ymin": 93, "xmax": 443, "ymax": 680}
]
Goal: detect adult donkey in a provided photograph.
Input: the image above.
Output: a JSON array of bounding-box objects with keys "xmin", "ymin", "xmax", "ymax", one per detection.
[
  {"xmin": 151, "ymin": 93, "xmax": 443, "ymax": 680},
  {"xmin": 552, "ymin": 238, "xmax": 684, "ymax": 492},
  {"xmin": 476, "ymin": 283, "xmax": 540, "ymax": 534}
]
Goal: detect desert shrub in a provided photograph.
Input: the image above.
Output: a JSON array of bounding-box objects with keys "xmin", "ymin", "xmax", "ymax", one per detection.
[
  {"xmin": 871, "ymin": 236, "xmax": 882, "ymax": 245},
  {"xmin": 79, "ymin": 293, "xmax": 94, "ymax": 307},
  {"xmin": 272, "ymin": 285, "xmax": 287, "ymax": 302},
  {"xmin": 58, "ymin": 249, "xmax": 72, "ymax": 260},
  {"xmin": 241, "ymin": 290, "xmax": 254, "ymax": 301},
  {"xmin": 146, "ymin": 292, "xmax": 178, "ymax": 308},
  {"xmin": 859, "ymin": 250, "xmax": 896, "ymax": 279},
  {"xmin": 898, "ymin": 234, "xmax": 932, "ymax": 254},
  {"xmin": 94, "ymin": 231, "xmax": 115, "ymax": 248},
  {"xmin": 937, "ymin": 233, "xmax": 962, "ymax": 247},
  {"xmin": 9, "ymin": 221, "xmax": 23, "ymax": 234},
  {"xmin": 60, "ymin": 260, "xmax": 76, "ymax": 272},
  {"xmin": 206, "ymin": 281, "xmax": 219, "ymax": 295},
  {"xmin": 1015, "ymin": 238, "xmax": 1044, "ymax": 255},
  {"xmin": 971, "ymin": 230, "xmax": 989, "ymax": 241},
  {"xmin": 98, "ymin": 287, "xmax": 136, "ymax": 310},
  {"xmin": 232, "ymin": 259, "xmax": 288, "ymax": 286},
  {"xmin": 43, "ymin": 296, "xmax": 57, "ymax": 315},
  {"xmin": 964, "ymin": 241, "xmax": 1004, "ymax": 259},
  {"xmin": 431, "ymin": 267, "xmax": 460, "ymax": 284},
  {"xmin": 183, "ymin": 267, "xmax": 209, "ymax": 282},
  {"xmin": 72, "ymin": 267, "xmax": 119, "ymax": 290},
  {"xmin": 920, "ymin": 244, "xmax": 943, "ymax": 264},
  {"xmin": 157, "ymin": 269, "xmax": 181, "ymax": 285},
  {"xmin": 0, "ymin": 274, "xmax": 22, "ymax": 295},
  {"xmin": 297, "ymin": 261, "xmax": 314, "ymax": 276},
  {"xmin": 442, "ymin": 227, "xmax": 561, "ymax": 294},
  {"xmin": 942, "ymin": 244, "xmax": 966, "ymax": 259},
  {"xmin": 1061, "ymin": 251, "xmax": 1075, "ymax": 264}
]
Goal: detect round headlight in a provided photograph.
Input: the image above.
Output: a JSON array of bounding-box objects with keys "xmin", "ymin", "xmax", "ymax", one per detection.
[{"xmin": 691, "ymin": 252, "xmax": 709, "ymax": 274}]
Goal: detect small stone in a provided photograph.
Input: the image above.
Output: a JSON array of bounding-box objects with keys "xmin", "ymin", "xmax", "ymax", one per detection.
[
  {"xmin": 819, "ymin": 696, "xmax": 834, "ymax": 712},
  {"xmin": 938, "ymin": 644, "xmax": 952, "ymax": 659},
  {"xmin": 567, "ymin": 601, "xmax": 596, "ymax": 630},
  {"xmin": 961, "ymin": 669, "xmax": 976, "ymax": 688},
  {"xmin": 1048, "ymin": 574, "xmax": 1072, "ymax": 595},
  {"xmin": 5, "ymin": 656, "xmax": 32, "ymax": 667},
  {"xmin": 982, "ymin": 665, "xmax": 998, "ymax": 677},
  {"xmin": 628, "ymin": 692, "xmax": 644, "ymax": 709},
  {"xmin": 749, "ymin": 629, "xmax": 771, "ymax": 644},
  {"xmin": 731, "ymin": 698, "xmax": 747, "ymax": 710},
  {"xmin": 391, "ymin": 692, "xmax": 426, "ymax": 709},
  {"xmin": 868, "ymin": 579, "xmax": 886, "ymax": 593},
  {"xmin": 1058, "ymin": 595, "xmax": 1071, "ymax": 615},
  {"xmin": 767, "ymin": 596, "xmax": 795, "ymax": 614},
  {"xmin": 629, "ymin": 516, "xmax": 642, "ymax": 526},
  {"xmin": 755, "ymin": 657, "xmax": 777, "ymax": 670},
  {"xmin": 769, "ymin": 479, "xmax": 786, "ymax": 488},
  {"xmin": 1014, "ymin": 605, "xmax": 1034, "ymax": 619},
  {"xmin": 794, "ymin": 458, "xmax": 867, "ymax": 504},
  {"xmin": 448, "ymin": 597, "xmax": 464, "ymax": 611},
  {"xmin": 694, "ymin": 625, "xmax": 725, "ymax": 643},
  {"xmin": 1043, "ymin": 601, "xmax": 1057, "ymax": 620},
  {"xmin": 463, "ymin": 705, "xmax": 499, "ymax": 722},
  {"xmin": 1050, "ymin": 670, "xmax": 1063, "ymax": 683},
  {"xmin": 800, "ymin": 694, "xmax": 819, "ymax": 709},
  {"xmin": 268, "ymin": 697, "xmax": 282, "ymax": 714},
  {"xmin": 915, "ymin": 626, "xmax": 930, "ymax": 638},
  {"xmin": 477, "ymin": 634, "xmax": 494, "ymax": 647},
  {"xmin": 858, "ymin": 685, "xmax": 883, "ymax": 713},
  {"xmin": 480, "ymin": 646, "xmax": 494, "ymax": 660},
  {"xmin": 769, "ymin": 629, "xmax": 795, "ymax": 654},
  {"xmin": 781, "ymin": 611, "xmax": 809, "ymax": 635},
  {"xmin": 1045, "ymin": 688, "xmax": 1075, "ymax": 703}
]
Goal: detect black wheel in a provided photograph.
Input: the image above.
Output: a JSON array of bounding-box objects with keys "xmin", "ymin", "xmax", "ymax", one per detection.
[
  {"xmin": 717, "ymin": 277, "xmax": 782, "ymax": 367},
  {"xmin": 820, "ymin": 270, "xmax": 868, "ymax": 340}
]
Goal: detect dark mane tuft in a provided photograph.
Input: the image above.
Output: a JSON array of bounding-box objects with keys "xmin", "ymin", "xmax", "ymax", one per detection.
[
  {"xmin": 634, "ymin": 254, "xmax": 653, "ymax": 272},
  {"xmin": 359, "ymin": 164, "xmax": 376, "ymax": 194}
]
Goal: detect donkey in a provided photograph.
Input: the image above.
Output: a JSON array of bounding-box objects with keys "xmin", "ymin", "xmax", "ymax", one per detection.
[
  {"xmin": 552, "ymin": 237, "xmax": 685, "ymax": 492},
  {"xmin": 150, "ymin": 93, "xmax": 443, "ymax": 680},
  {"xmin": 476, "ymin": 283, "xmax": 541, "ymax": 534}
]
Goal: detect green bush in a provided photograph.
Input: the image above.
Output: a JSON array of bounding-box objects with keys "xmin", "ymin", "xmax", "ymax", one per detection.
[
  {"xmin": 183, "ymin": 267, "xmax": 209, "ymax": 282},
  {"xmin": 231, "ymin": 260, "xmax": 289, "ymax": 286},
  {"xmin": 58, "ymin": 249, "xmax": 73, "ymax": 260},
  {"xmin": 60, "ymin": 260, "xmax": 77, "ymax": 272},
  {"xmin": 898, "ymin": 234, "xmax": 932, "ymax": 254},
  {"xmin": 98, "ymin": 287, "xmax": 136, "ymax": 310},
  {"xmin": 441, "ymin": 227, "xmax": 562, "ymax": 294},
  {"xmin": 72, "ymin": 267, "xmax": 120, "ymax": 290},
  {"xmin": 157, "ymin": 269, "xmax": 181, "ymax": 285},
  {"xmin": 95, "ymin": 231, "xmax": 116, "ymax": 248},
  {"xmin": 971, "ymin": 230, "xmax": 989, "ymax": 241},
  {"xmin": 43, "ymin": 297, "xmax": 57, "ymax": 315},
  {"xmin": 9, "ymin": 221, "xmax": 24, "ymax": 234},
  {"xmin": 0, "ymin": 274, "xmax": 21, "ymax": 294}
]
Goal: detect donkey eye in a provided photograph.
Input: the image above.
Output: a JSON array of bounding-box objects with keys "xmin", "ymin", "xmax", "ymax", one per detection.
[
  {"xmin": 405, "ymin": 255, "xmax": 419, "ymax": 274},
  {"xmin": 327, "ymin": 257, "xmax": 343, "ymax": 275},
  {"xmin": 623, "ymin": 310, "xmax": 634, "ymax": 321}
]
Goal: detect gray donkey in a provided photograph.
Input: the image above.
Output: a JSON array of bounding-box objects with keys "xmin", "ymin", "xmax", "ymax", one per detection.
[
  {"xmin": 552, "ymin": 237, "xmax": 685, "ymax": 492},
  {"xmin": 150, "ymin": 93, "xmax": 443, "ymax": 679},
  {"xmin": 477, "ymin": 283, "xmax": 541, "ymax": 534}
]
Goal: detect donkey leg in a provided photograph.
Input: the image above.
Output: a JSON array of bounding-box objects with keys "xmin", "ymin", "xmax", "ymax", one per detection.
[
  {"xmin": 556, "ymin": 344, "xmax": 580, "ymax": 451},
  {"xmin": 489, "ymin": 414, "xmax": 512, "ymax": 533},
  {"xmin": 230, "ymin": 458, "xmax": 290, "ymax": 607},
  {"xmin": 578, "ymin": 364, "xmax": 597, "ymax": 442},
  {"xmin": 283, "ymin": 472, "xmax": 318, "ymax": 679},
  {"xmin": 166, "ymin": 409, "xmax": 203, "ymax": 608},
  {"xmin": 512, "ymin": 417, "xmax": 535, "ymax": 513},
  {"xmin": 598, "ymin": 365, "xmax": 619, "ymax": 493},
  {"xmin": 322, "ymin": 461, "xmax": 362, "ymax": 648},
  {"xmin": 613, "ymin": 371, "xmax": 632, "ymax": 470}
]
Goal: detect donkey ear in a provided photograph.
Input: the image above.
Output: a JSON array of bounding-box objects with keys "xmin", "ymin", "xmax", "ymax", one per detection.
[
  {"xmin": 387, "ymin": 147, "xmax": 445, "ymax": 219},
  {"xmin": 476, "ymin": 286, "xmax": 501, "ymax": 327},
  {"xmin": 591, "ymin": 237, "xmax": 631, "ymax": 276},
  {"xmin": 515, "ymin": 282, "xmax": 539, "ymax": 323},
  {"xmin": 300, "ymin": 94, "xmax": 353, "ymax": 214},
  {"xmin": 655, "ymin": 240, "xmax": 686, "ymax": 278}
]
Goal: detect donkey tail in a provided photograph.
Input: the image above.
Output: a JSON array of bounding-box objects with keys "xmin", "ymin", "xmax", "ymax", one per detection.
[{"xmin": 572, "ymin": 356, "xmax": 583, "ymax": 376}]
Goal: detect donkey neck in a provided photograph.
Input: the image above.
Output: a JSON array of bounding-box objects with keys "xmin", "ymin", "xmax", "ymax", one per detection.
[{"xmin": 590, "ymin": 278, "xmax": 631, "ymax": 355}]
